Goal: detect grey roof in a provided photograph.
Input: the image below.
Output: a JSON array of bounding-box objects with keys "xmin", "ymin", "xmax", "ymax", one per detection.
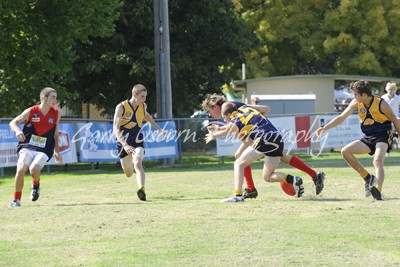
[{"xmin": 232, "ymin": 74, "xmax": 400, "ymax": 86}]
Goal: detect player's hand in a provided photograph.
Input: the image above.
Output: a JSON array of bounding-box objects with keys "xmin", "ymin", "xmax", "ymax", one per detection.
[
  {"xmin": 207, "ymin": 124, "xmax": 219, "ymax": 133},
  {"xmin": 16, "ymin": 131, "xmax": 26, "ymax": 142},
  {"xmin": 315, "ymin": 127, "xmax": 325, "ymax": 137},
  {"xmin": 54, "ymin": 151, "xmax": 63, "ymax": 164},
  {"xmin": 158, "ymin": 129, "xmax": 168, "ymax": 136},
  {"xmin": 204, "ymin": 133, "xmax": 214, "ymax": 144},
  {"xmin": 124, "ymin": 145, "xmax": 135, "ymax": 154}
]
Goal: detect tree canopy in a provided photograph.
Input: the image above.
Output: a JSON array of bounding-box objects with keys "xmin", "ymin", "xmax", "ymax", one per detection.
[
  {"xmin": 2, "ymin": 0, "xmax": 400, "ymax": 118},
  {"xmin": 235, "ymin": 0, "xmax": 400, "ymax": 78},
  {"xmin": 65, "ymin": 0, "xmax": 252, "ymax": 117},
  {"xmin": 0, "ymin": 0, "xmax": 122, "ymax": 116}
]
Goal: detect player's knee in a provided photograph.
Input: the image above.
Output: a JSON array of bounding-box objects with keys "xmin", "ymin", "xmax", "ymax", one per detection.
[
  {"xmin": 263, "ymin": 175, "xmax": 272, "ymax": 182},
  {"xmin": 16, "ymin": 167, "xmax": 28, "ymax": 177},
  {"xmin": 29, "ymin": 166, "xmax": 42, "ymax": 176},
  {"xmin": 133, "ymin": 161, "xmax": 143, "ymax": 172},
  {"xmin": 341, "ymin": 147, "xmax": 350, "ymax": 158},
  {"xmin": 124, "ymin": 169, "xmax": 133, "ymax": 177},
  {"xmin": 372, "ymin": 157, "xmax": 384, "ymax": 168},
  {"xmin": 234, "ymin": 159, "xmax": 247, "ymax": 169}
]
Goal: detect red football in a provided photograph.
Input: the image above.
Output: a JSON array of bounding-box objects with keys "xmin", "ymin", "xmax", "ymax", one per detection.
[{"xmin": 280, "ymin": 181, "xmax": 296, "ymax": 196}]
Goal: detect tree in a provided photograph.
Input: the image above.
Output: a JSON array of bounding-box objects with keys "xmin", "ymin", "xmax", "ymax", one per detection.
[
  {"xmin": 65, "ymin": 0, "xmax": 253, "ymax": 117},
  {"xmin": 234, "ymin": 0, "xmax": 400, "ymax": 78},
  {"xmin": 0, "ymin": 0, "xmax": 122, "ymax": 117}
]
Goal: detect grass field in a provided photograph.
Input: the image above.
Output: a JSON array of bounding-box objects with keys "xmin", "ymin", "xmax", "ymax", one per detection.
[{"xmin": 1, "ymin": 152, "xmax": 400, "ymax": 266}]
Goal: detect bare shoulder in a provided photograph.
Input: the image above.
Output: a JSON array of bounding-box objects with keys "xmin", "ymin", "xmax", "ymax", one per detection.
[
  {"xmin": 114, "ymin": 102, "xmax": 124, "ymax": 116},
  {"xmin": 348, "ymin": 99, "xmax": 358, "ymax": 108}
]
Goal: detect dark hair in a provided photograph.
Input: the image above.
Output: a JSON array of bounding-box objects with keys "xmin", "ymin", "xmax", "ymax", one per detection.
[
  {"xmin": 350, "ymin": 80, "xmax": 372, "ymax": 96},
  {"xmin": 221, "ymin": 102, "xmax": 238, "ymax": 115}
]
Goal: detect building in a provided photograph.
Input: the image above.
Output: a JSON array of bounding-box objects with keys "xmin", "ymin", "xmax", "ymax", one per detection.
[{"xmin": 232, "ymin": 74, "xmax": 400, "ymax": 115}]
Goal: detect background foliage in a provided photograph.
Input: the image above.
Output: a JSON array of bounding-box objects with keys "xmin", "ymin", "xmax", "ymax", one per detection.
[
  {"xmin": 2, "ymin": 0, "xmax": 400, "ymax": 117},
  {"xmin": 0, "ymin": 0, "xmax": 122, "ymax": 116}
]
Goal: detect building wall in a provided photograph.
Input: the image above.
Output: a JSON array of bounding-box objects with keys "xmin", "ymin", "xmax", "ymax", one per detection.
[
  {"xmin": 235, "ymin": 74, "xmax": 400, "ymax": 114},
  {"xmin": 243, "ymin": 77, "xmax": 334, "ymax": 113},
  {"xmin": 82, "ymin": 103, "xmax": 112, "ymax": 119}
]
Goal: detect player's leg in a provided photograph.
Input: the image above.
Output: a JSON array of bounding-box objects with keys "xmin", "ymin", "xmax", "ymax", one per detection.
[
  {"xmin": 341, "ymin": 140, "xmax": 370, "ymax": 176},
  {"xmin": 373, "ymin": 142, "xmax": 388, "ymax": 192},
  {"xmin": 262, "ymin": 156, "xmax": 281, "ymax": 183},
  {"xmin": 132, "ymin": 147, "xmax": 146, "ymax": 201},
  {"xmin": 221, "ymin": 147, "xmax": 261, "ymax": 202},
  {"xmin": 10, "ymin": 149, "xmax": 32, "ymax": 207},
  {"xmin": 234, "ymin": 148, "xmax": 262, "ymax": 193},
  {"xmin": 243, "ymin": 165, "xmax": 257, "ymax": 196},
  {"xmin": 28, "ymin": 152, "xmax": 49, "ymax": 202},
  {"xmin": 281, "ymin": 154, "xmax": 325, "ymax": 194},
  {"xmin": 341, "ymin": 140, "xmax": 381, "ymax": 199},
  {"xmin": 120, "ymin": 154, "xmax": 134, "ymax": 177},
  {"xmin": 263, "ymin": 156, "xmax": 305, "ymax": 198},
  {"xmin": 235, "ymin": 145, "xmax": 257, "ymax": 198},
  {"xmin": 283, "ymin": 154, "xmax": 316, "ymax": 178}
]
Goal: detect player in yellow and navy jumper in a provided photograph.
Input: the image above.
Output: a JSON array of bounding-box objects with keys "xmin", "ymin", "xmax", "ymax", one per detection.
[
  {"xmin": 113, "ymin": 84, "xmax": 166, "ymax": 201},
  {"xmin": 316, "ymin": 80, "xmax": 400, "ymax": 200},
  {"xmin": 205, "ymin": 102, "xmax": 304, "ymax": 202},
  {"xmin": 202, "ymin": 93, "xmax": 325, "ymax": 199},
  {"xmin": 8, "ymin": 87, "xmax": 63, "ymax": 207}
]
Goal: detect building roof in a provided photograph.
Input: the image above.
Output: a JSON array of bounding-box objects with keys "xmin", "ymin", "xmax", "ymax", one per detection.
[{"xmin": 232, "ymin": 74, "xmax": 400, "ymax": 86}]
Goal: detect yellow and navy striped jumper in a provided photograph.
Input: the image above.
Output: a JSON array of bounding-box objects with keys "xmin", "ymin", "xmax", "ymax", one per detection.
[
  {"xmin": 117, "ymin": 100, "xmax": 146, "ymax": 157},
  {"xmin": 358, "ymin": 96, "xmax": 391, "ymax": 135},
  {"xmin": 230, "ymin": 106, "xmax": 278, "ymax": 140}
]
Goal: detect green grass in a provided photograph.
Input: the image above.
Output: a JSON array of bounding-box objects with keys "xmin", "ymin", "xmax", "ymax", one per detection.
[{"xmin": 1, "ymin": 152, "xmax": 400, "ymax": 266}]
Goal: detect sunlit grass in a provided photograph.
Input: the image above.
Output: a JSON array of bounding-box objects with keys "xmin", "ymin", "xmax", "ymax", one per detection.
[{"xmin": 1, "ymin": 152, "xmax": 399, "ymax": 266}]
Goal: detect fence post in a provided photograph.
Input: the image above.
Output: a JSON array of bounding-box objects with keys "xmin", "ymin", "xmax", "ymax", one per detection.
[{"xmin": 177, "ymin": 119, "xmax": 183, "ymax": 165}]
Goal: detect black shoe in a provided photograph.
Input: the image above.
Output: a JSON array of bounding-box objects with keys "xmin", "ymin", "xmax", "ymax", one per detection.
[
  {"xmin": 31, "ymin": 184, "xmax": 40, "ymax": 202},
  {"xmin": 243, "ymin": 188, "xmax": 258, "ymax": 199},
  {"xmin": 364, "ymin": 175, "xmax": 382, "ymax": 200},
  {"xmin": 9, "ymin": 199, "xmax": 21, "ymax": 207},
  {"xmin": 137, "ymin": 189, "xmax": 146, "ymax": 201},
  {"xmin": 293, "ymin": 176, "xmax": 304, "ymax": 198},
  {"xmin": 364, "ymin": 175, "xmax": 375, "ymax": 197},
  {"xmin": 370, "ymin": 186, "xmax": 382, "ymax": 200},
  {"xmin": 314, "ymin": 172, "xmax": 325, "ymax": 195}
]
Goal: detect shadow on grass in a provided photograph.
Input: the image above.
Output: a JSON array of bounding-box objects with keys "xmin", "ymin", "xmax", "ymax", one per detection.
[
  {"xmin": 54, "ymin": 202, "xmax": 145, "ymax": 207},
  {"xmin": 152, "ymin": 196, "xmax": 218, "ymax": 201},
  {"xmin": 302, "ymin": 197, "xmax": 354, "ymax": 202},
  {"xmin": 1, "ymin": 152, "xmax": 400, "ymax": 178}
]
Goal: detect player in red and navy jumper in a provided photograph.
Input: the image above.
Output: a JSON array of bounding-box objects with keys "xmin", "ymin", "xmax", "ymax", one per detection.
[{"xmin": 9, "ymin": 87, "xmax": 62, "ymax": 207}]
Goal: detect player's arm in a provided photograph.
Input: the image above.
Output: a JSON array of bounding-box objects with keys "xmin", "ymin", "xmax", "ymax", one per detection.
[
  {"xmin": 316, "ymin": 99, "xmax": 357, "ymax": 136},
  {"xmin": 143, "ymin": 103, "xmax": 167, "ymax": 135},
  {"xmin": 207, "ymin": 123, "xmax": 227, "ymax": 133},
  {"xmin": 205, "ymin": 122, "xmax": 238, "ymax": 144},
  {"xmin": 234, "ymin": 137, "xmax": 252, "ymax": 159},
  {"xmin": 381, "ymin": 100, "xmax": 400, "ymax": 134},
  {"xmin": 9, "ymin": 108, "xmax": 30, "ymax": 142},
  {"xmin": 53, "ymin": 110, "xmax": 63, "ymax": 164},
  {"xmin": 247, "ymin": 104, "xmax": 270, "ymax": 115},
  {"xmin": 113, "ymin": 104, "xmax": 129, "ymax": 147}
]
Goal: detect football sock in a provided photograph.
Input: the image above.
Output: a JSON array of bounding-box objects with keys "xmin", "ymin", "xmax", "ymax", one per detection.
[
  {"xmin": 233, "ymin": 189, "xmax": 243, "ymax": 196},
  {"xmin": 363, "ymin": 173, "xmax": 371, "ymax": 181},
  {"xmin": 284, "ymin": 174, "xmax": 294, "ymax": 184},
  {"xmin": 360, "ymin": 170, "xmax": 369, "ymax": 179},
  {"xmin": 32, "ymin": 179, "xmax": 40, "ymax": 188},
  {"xmin": 289, "ymin": 156, "xmax": 317, "ymax": 180},
  {"xmin": 139, "ymin": 186, "xmax": 145, "ymax": 191},
  {"xmin": 244, "ymin": 165, "xmax": 255, "ymax": 191},
  {"xmin": 376, "ymin": 184, "xmax": 382, "ymax": 192},
  {"xmin": 14, "ymin": 191, "xmax": 22, "ymax": 200}
]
